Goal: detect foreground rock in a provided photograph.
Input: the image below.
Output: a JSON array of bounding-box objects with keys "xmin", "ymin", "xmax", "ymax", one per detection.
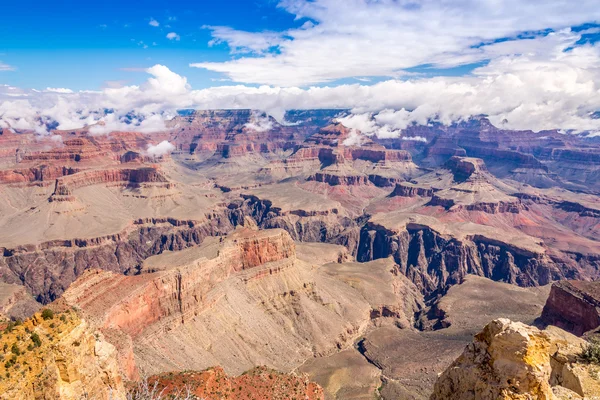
[
  {"xmin": 0, "ymin": 309, "xmax": 126, "ymax": 400},
  {"xmin": 431, "ymin": 318, "xmax": 600, "ymax": 400}
]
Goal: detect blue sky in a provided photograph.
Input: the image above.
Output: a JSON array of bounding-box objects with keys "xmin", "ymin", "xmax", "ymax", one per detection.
[
  {"xmin": 0, "ymin": 0, "xmax": 301, "ymax": 90},
  {"xmin": 4, "ymin": 0, "xmax": 599, "ymax": 91}
]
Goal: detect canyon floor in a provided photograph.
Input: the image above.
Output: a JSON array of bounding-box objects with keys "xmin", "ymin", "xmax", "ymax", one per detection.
[{"xmin": 0, "ymin": 109, "xmax": 599, "ymax": 399}]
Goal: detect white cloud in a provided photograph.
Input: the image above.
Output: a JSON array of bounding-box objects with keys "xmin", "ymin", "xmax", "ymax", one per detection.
[
  {"xmin": 244, "ymin": 111, "xmax": 274, "ymax": 132},
  {"xmin": 205, "ymin": 26, "xmax": 282, "ymax": 54},
  {"xmin": 0, "ymin": 62, "xmax": 15, "ymax": 71},
  {"xmin": 166, "ymin": 32, "xmax": 180, "ymax": 41},
  {"xmin": 191, "ymin": 0, "xmax": 600, "ymax": 86},
  {"xmin": 146, "ymin": 140, "xmax": 175, "ymax": 157},
  {"xmin": 1, "ymin": 25, "xmax": 600, "ymax": 139},
  {"xmin": 149, "ymin": 18, "xmax": 159, "ymax": 27},
  {"xmin": 402, "ymin": 136, "xmax": 427, "ymax": 142},
  {"xmin": 45, "ymin": 88, "xmax": 74, "ymax": 94}
]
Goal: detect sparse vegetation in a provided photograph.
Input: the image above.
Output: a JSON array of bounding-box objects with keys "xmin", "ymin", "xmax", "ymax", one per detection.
[
  {"xmin": 10, "ymin": 343, "xmax": 20, "ymax": 356},
  {"xmin": 30, "ymin": 333, "xmax": 41, "ymax": 348},
  {"xmin": 41, "ymin": 309, "xmax": 54, "ymax": 321},
  {"xmin": 126, "ymin": 377, "xmax": 198, "ymax": 400},
  {"xmin": 580, "ymin": 341, "xmax": 600, "ymax": 364}
]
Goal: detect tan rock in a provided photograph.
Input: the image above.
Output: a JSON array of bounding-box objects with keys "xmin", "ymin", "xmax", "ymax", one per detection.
[
  {"xmin": 431, "ymin": 319, "xmax": 600, "ymax": 400},
  {"xmin": 0, "ymin": 310, "xmax": 126, "ymax": 400}
]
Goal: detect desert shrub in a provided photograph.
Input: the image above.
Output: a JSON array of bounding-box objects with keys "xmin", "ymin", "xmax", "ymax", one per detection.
[
  {"xmin": 4, "ymin": 322, "xmax": 14, "ymax": 334},
  {"xmin": 580, "ymin": 341, "xmax": 600, "ymax": 364},
  {"xmin": 10, "ymin": 343, "xmax": 20, "ymax": 356},
  {"xmin": 41, "ymin": 309, "xmax": 54, "ymax": 321},
  {"xmin": 30, "ymin": 333, "xmax": 42, "ymax": 348},
  {"xmin": 127, "ymin": 377, "xmax": 199, "ymax": 400}
]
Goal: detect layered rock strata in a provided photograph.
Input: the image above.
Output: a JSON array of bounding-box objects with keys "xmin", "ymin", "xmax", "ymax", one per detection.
[
  {"xmin": 541, "ymin": 280, "xmax": 600, "ymax": 336},
  {"xmin": 59, "ymin": 228, "xmax": 423, "ymax": 379}
]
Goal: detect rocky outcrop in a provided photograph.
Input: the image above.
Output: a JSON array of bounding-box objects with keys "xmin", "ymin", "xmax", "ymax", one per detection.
[
  {"xmin": 310, "ymin": 170, "xmax": 370, "ymax": 186},
  {"xmin": 445, "ymin": 156, "xmax": 488, "ymax": 182},
  {"xmin": 48, "ymin": 167, "xmax": 171, "ymax": 202},
  {"xmin": 61, "ymin": 229, "xmax": 298, "ymax": 343},
  {"xmin": 390, "ymin": 183, "xmax": 436, "ymax": 197},
  {"xmin": 0, "ymin": 166, "xmax": 79, "ymax": 184},
  {"xmin": 0, "ymin": 309, "xmax": 126, "ymax": 400},
  {"xmin": 0, "ymin": 282, "xmax": 40, "ymax": 320},
  {"xmin": 428, "ymin": 195, "xmax": 523, "ymax": 213},
  {"xmin": 431, "ymin": 319, "xmax": 600, "ymax": 400},
  {"xmin": 541, "ymin": 281, "xmax": 600, "ymax": 336},
  {"xmin": 143, "ymin": 366, "xmax": 324, "ymax": 400}
]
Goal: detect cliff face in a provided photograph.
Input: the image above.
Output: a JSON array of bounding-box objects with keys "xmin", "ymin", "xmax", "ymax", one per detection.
[
  {"xmin": 541, "ymin": 281, "xmax": 600, "ymax": 336},
  {"xmin": 49, "ymin": 166, "xmax": 169, "ymax": 201},
  {"xmin": 0, "ymin": 309, "xmax": 126, "ymax": 400},
  {"xmin": 431, "ymin": 319, "xmax": 600, "ymax": 400},
  {"xmin": 357, "ymin": 218, "xmax": 565, "ymax": 295},
  {"xmin": 0, "ymin": 215, "xmax": 235, "ymax": 303},
  {"xmin": 230, "ymin": 194, "xmax": 359, "ymax": 249},
  {"xmin": 0, "ymin": 282, "xmax": 40, "ymax": 320},
  {"xmin": 59, "ymin": 228, "xmax": 423, "ymax": 379},
  {"xmin": 0, "ymin": 166, "xmax": 79, "ymax": 184}
]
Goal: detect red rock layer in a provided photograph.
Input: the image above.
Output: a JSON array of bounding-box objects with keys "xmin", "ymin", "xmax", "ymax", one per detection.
[
  {"xmin": 541, "ymin": 280, "xmax": 600, "ymax": 336},
  {"xmin": 0, "ymin": 165, "xmax": 80, "ymax": 184},
  {"xmin": 391, "ymin": 183, "xmax": 436, "ymax": 197},
  {"xmin": 143, "ymin": 366, "xmax": 324, "ymax": 400}
]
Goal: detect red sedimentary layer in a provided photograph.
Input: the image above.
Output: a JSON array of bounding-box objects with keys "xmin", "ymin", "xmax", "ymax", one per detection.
[
  {"xmin": 391, "ymin": 184, "xmax": 436, "ymax": 197},
  {"xmin": 0, "ymin": 165, "xmax": 80, "ymax": 184},
  {"xmin": 541, "ymin": 280, "xmax": 600, "ymax": 336},
  {"xmin": 145, "ymin": 366, "xmax": 324, "ymax": 400},
  {"xmin": 310, "ymin": 172, "xmax": 370, "ymax": 186},
  {"xmin": 48, "ymin": 166, "xmax": 170, "ymax": 201},
  {"xmin": 62, "ymin": 229, "xmax": 296, "ymax": 341}
]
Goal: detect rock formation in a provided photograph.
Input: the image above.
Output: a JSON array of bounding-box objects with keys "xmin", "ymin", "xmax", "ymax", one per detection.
[
  {"xmin": 541, "ymin": 281, "xmax": 600, "ymax": 336},
  {"xmin": 59, "ymin": 228, "xmax": 423, "ymax": 379},
  {"xmin": 0, "ymin": 283, "xmax": 40, "ymax": 320},
  {"xmin": 0, "ymin": 309, "xmax": 126, "ymax": 400},
  {"xmin": 431, "ymin": 318, "xmax": 600, "ymax": 400},
  {"xmin": 1, "ymin": 110, "xmax": 600, "ymax": 400},
  {"xmin": 142, "ymin": 366, "xmax": 324, "ymax": 400}
]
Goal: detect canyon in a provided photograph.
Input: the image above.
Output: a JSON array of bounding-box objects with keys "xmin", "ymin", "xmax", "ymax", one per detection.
[{"xmin": 0, "ymin": 109, "xmax": 599, "ymax": 399}]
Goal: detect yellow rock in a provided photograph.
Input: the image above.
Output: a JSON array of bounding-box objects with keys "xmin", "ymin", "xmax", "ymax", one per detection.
[
  {"xmin": 0, "ymin": 309, "xmax": 126, "ymax": 400},
  {"xmin": 431, "ymin": 318, "xmax": 600, "ymax": 400}
]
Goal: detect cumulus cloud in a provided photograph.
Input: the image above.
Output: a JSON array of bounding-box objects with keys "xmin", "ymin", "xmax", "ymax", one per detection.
[
  {"xmin": 166, "ymin": 32, "xmax": 180, "ymax": 41},
  {"xmin": 149, "ymin": 18, "xmax": 159, "ymax": 27},
  {"xmin": 146, "ymin": 140, "xmax": 175, "ymax": 157},
  {"xmin": 1, "ymin": 23, "xmax": 600, "ymax": 139},
  {"xmin": 191, "ymin": 0, "xmax": 600, "ymax": 86},
  {"xmin": 45, "ymin": 88, "xmax": 74, "ymax": 94},
  {"xmin": 244, "ymin": 111, "xmax": 274, "ymax": 132}
]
